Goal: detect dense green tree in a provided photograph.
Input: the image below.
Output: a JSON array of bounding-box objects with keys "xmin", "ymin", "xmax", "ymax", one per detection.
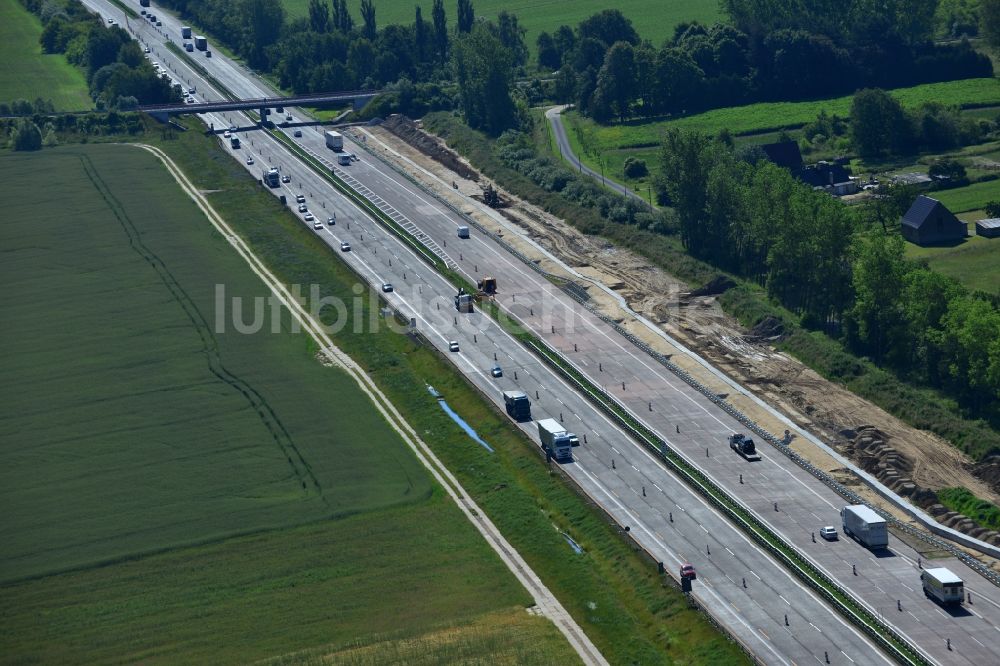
[
  {"xmin": 984, "ymin": 0, "xmax": 1000, "ymax": 45},
  {"xmin": 849, "ymin": 231, "xmax": 908, "ymax": 366},
  {"xmin": 11, "ymin": 118, "xmax": 43, "ymax": 151},
  {"xmin": 658, "ymin": 129, "xmax": 713, "ymax": 254},
  {"xmin": 938, "ymin": 297, "xmax": 1000, "ymax": 408},
  {"xmin": 593, "ymin": 41, "xmax": 636, "ymax": 121},
  {"xmin": 432, "ymin": 0, "xmax": 447, "ymax": 60},
  {"xmin": 496, "ymin": 11, "xmax": 527, "ymax": 67},
  {"xmin": 452, "ymin": 23, "xmax": 516, "ymax": 134},
  {"xmin": 457, "ymin": 0, "xmax": 474, "ymax": 33},
  {"xmin": 414, "ymin": 6, "xmax": 428, "ymax": 62},
  {"xmin": 360, "ymin": 0, "xmax": 377, "ymax": 40},
  {"xmin": 553, "ymin": 65, "xmax": 576, "ymax": 103},
  {"xmin": 578, "ymin": 9, "xmax": 638, "ymax": 47},
  {"xmin": 651, "ymin": 48, "xmax": 704, "ymax": 114},
  {"xmin": 308, "ymin": 0, "xmax": 329, "ymax": 32},
  {"xmin": 553, "ymin": 25, "xmax": 575, "ymax": 58},
  {"xmin": 850, "ymin": 88, "xmax": 911, "ymax": 158},
  {"xmin": 332, "ymin": 0, "xmax": 353, "ymax": 32},
  {"xmin": 537, "ymin": 32, "xmax": 560, "ymax": 70}
]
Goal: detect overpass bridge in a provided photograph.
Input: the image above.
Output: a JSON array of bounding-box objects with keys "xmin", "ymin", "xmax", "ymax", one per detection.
[{"xmin": 139, "ymin": 89, "xmax": 380, "ymax": 123}]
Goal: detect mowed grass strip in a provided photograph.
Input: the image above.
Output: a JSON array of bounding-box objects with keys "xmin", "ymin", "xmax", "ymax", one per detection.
[
  {"xmin": 279, "ymin": 0, "xmax": 720, "ymax": 59},
  {"xmin": 932, "ymin": 178, "xmax": 1000, "ymax": 213},
  {"xmin": 0, "ymin": 0, "xmax": 91, "ymax": 110},
  {"xmin": 0, "ymin": 144, "xmax": 431, "ymax": 583},
  {"xmin": 0, "ymin": 496, "xmax": 561, "ymax": 665},
  {"xmin": 565, "ymin": 78, "xmax": 1000, "ymax": 152}
]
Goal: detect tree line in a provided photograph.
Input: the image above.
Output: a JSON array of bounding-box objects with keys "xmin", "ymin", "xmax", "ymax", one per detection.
[
  {"xmin": 18, "ymin": 0, "xmax": 178, "ymax": 109},
  {"xmin": 537, "ymin": 5, "xmax": 992, "ymax": 123},
  {"xmin": 655, "ymin": 129, "xmax": 1000, "ymax": 419}
]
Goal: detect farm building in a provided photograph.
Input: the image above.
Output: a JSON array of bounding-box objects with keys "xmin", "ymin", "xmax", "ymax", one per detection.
[
  {"xmin": 901, "ymin": 195, "xmax": 966, "ymax": 245},
  {"xmin": 799, "ymin": 162, "xmax": 858, "ymax": 195},
  {"xmin": 976, "ymin": 218, "xmax": 1000, "ymax": 238}
]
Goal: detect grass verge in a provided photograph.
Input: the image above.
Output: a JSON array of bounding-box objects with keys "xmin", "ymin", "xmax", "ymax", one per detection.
[{"xmin": 937, "ymin": 488, "xmax": 1000, "ymax": 532}]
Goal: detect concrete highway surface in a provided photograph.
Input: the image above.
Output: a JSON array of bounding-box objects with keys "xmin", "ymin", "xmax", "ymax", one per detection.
[{"xmin": 87, "ymin": 3, "xmax": 1000, "ymax": 664}]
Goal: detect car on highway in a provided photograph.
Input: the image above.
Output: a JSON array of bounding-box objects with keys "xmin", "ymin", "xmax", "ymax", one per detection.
[
  {"xmin": 820, "ymin": 526, "xmax": 838, "ymax": 541},
  {"xmin": 313, "ymin": 220, "xmax": 323, "ymax": 230},
  {"xmin": 107, "ymin": 18, "xmax": 115, "ymax": 24},
  {"xmin": 680, "ymin": 563, "xmax": 697, "ymax": 580},
  {"xmin": 144, "ymin": 46, "xmax": 150, "ymax": 53},
  {"xmin": 297, "ymin": 203, "xmax": 308, "ymax": 213},
  {"xmin": 304, "ymin": 212, "xmax": 315, "ymax": 222},
  {"xmin": 245, "ymin": 155, "xmax": 254, "ymax": 165},
  {"xmin": 293, "ymin": 130, "xmax": 302, "ymax": 138},
  {"xmin": 491, "ymin": 366, "xmax": 503, "ymax": 378},
  {"xmin": 185, "ymin": 97, "xmax": 195, "ymax": 104},
  {"xmin": 223, "ymin": 130, "xmax": 231, "ymax": 138},
  {"xmin": 281, "ymin": 174, "xmax": 291, "ymax": 183},
  {"xmin": 206, "ymin": 51, "xmax": 212, "ymax": 57},
  {"xmin": 381, "ymin": 283, "xmax": 393, "ymax": 293},
  {"xmin": 340, "ymin": 241, "xmax": 351, "ymax": 252},
  {"xmin": 449, "ymin": 341, "xmax": 460, "ymax": 352},
  {"xmin": 326, "ymin": 216, "xmax": 336, "ymax": 225},
  {"xmin": 156, "ymin": 21, "xmax": 162, "ymax": 26},
  {"xmin": 285, "ymin": 114, "xmax": 293, "ymax": 122},
  {"xmin": 188, "ymin": 87, "xmax": 195, "ymax": 94},
  {"xmin": 295, "ymin": 194, "xmax": 305, "ymax": 204}
]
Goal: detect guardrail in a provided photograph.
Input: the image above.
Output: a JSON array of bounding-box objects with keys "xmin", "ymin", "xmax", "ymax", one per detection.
[{"xmin": 346, "ymin": 127, "xmax": 1000, "ymax": 587}]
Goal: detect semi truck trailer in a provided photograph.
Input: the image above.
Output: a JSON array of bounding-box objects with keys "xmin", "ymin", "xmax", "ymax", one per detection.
[
  {"xmin": 503, "ymin": 390, "xmax": 531, "ymax": 422},
  {"xmin": 195, "ymin": 35, "xmax": 207, "ymax": 50},
  {"xmin": 325, "ymin": 130, "xmax": 344, "ymax": 151},
  {"xmin": 840, "ymin": 504, "xmax": 888, "ymax": 549},
  {"xmin": 921, "ymin": 568, "xmax": 964, "ymax": 605},
  {"xmin": 536, "ymin": 418, "xmax": 578, "ymax": 462},
  {"xmin": 181, "ymin": 26, "xmax": 192, "ymax": 39}
]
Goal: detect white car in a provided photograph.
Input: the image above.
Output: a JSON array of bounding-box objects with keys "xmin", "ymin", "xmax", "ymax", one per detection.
[
  {"xmin": 820, "ymin": 526, "xmax": 838, "ymax": 541},
  {"xmin": 381, "ymin": 283, "xmax": 393, "ymax": 292},
  {"xmin": 223, "ymin": 130, "xmax": 231, "ymax": 138},
  {"xmin": 491, "ymin": 366, "xmax": 503, "ymax": 378},
  {"xmin": 281, "ymin": 174, "xmax": 291, "ymax": 183},
  {"xmin": 245, "ymin": 156, "xmax": 254, "ymax": 165},
  {"xmin": 297, "ymin": 203, "xmax": 308, "ymax": 213},
  {"xmin": 448, "ymin": 341, "xmax": 460, "ymax": 352},
  {"xmin": 313, "ymin": 220, "xmax": 323, "ymax": 230},
  {"xmin": 326, "ymin": 216, "xmax": 336, "ymax": 226},
  {"xmin": 295, "ymin": 194, "xmax": 305, "ymax": 204},
  {"xmin": 143, "ymin": 46, "xmax": 150, "ymax": 53},
  {"xmin": 304, "ymin": 212, "xmax": 315, "ymax": 222},
  {"xmin": 340, "ymin": 242, "xmax": 351, "ymax": 252},
  {"xmin": 107, "ymin": 17, "xmax": 114, "ymax": 23}
]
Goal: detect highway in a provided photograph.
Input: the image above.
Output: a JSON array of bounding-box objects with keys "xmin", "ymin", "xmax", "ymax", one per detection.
[{"xmin": 95, "ymin": 4, "xmax": 1000, "ymax": 664}]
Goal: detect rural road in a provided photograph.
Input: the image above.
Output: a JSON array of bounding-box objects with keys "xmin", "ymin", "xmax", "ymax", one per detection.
[{"xmin": 545, "ymin": 105, "xmax": 650, "ymax": 207}]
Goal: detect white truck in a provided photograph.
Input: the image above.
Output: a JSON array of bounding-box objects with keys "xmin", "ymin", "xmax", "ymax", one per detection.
[
  {"xmin": 325, "ymin": 130, "xmax": 344, "ymax": 151},
  {"xmin": 537, "ymin": 418, "xmax": 577, "ymax": 463},
  {"xmin": 840, "ymin": 505, "xmax": 888, "ymax": 549},
  {"xmin": 921, "ymin": 567, "xmax": 964, "ymax": 605}
]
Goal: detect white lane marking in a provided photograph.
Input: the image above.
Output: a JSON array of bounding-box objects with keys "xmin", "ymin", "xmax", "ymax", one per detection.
[
  {"xmin": 841, "ymin": 651, "xmax": 855, "ymax": 663},
  {"xmin": 750, "ymin": 570, "xmax": 761, "ymax": 580},
  {"xmin": 699, "ymin": 524, "xmax": 709, "ymax": 533},
  {"xmin": 780, "ymin": 595, "xmax": 790, "ymax": 605}
]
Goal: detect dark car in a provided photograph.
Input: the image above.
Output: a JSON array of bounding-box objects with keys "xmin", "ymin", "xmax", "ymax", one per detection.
[{"xmin": 680, "ymin": 564, "xmax": 697, "ymax": 580}]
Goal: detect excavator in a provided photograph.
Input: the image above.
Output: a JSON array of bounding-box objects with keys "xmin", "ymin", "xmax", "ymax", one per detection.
[{"xmin": 455, "ymin": 277, "xmax": 498, "ymax": 313}]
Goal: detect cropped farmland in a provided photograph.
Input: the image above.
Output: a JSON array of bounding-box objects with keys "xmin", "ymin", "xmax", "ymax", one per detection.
[{"xmin": 0, "ymin": 144, "xmax": 435, "ymax": 583}]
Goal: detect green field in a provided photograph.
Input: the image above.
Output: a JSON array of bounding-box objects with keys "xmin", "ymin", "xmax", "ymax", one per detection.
[
  {"xmin": 563, "ymin": 78, "xmax": 1000, "ymax": 151},
  {"xmin": 0, "ymin": 0, "xmax": 91, "ymax": 110},
  {"xmin": 932, "ymin": 178, "xmax": 1000, "ymax": 213},
  {"xmin": 281, "ymin": 0, "xmax": 720, "ymax": 59},
  {"xmin": 905, "ymin": 218, "xmax": 1000, "ymax": 295}
]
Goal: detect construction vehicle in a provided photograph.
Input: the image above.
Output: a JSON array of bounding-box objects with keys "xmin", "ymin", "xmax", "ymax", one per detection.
[
  {"xmin": 537, "ymin": 419, "xmax": 573, "ymax": 462},
  {"xmin": 841, "ymin": 505, "xmax": 888, "ymax": 549},
  {"xmin": 728, "ymin": 433, "xmax": 761, "ymax": 461},
  {"xmin": 455, "ymin": 287, "xmax": 474, "ymax": 313},
  {"xmin": 477, "ymin": 276, "xmax": 497, "ymax": 297},
  {"xmin": 921, "ymin": 568, "xmax": 964, "ymax": 605},
  {"xmin": 503, "ymin": 390, "xmax": 531, "ymax": 422}
]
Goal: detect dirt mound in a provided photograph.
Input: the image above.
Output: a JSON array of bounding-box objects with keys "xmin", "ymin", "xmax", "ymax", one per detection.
[
  {"xmin": 687, "ymin": 274, "xmax": 736, "ymax": 298},
  {"xmin": 382, "ymin": 115, "xmax": 479, "ymax": 182}
]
